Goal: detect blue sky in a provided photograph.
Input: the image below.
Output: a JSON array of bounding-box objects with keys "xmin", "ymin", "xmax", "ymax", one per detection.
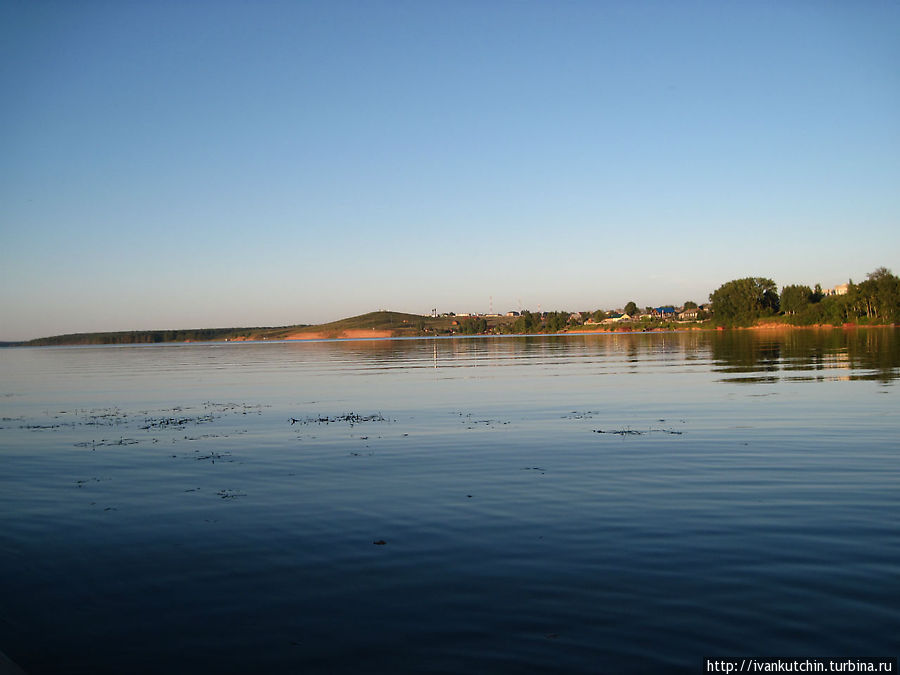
[{"xmin": 1, "ymin": 0, "xmax": 898, "ymax": 340}]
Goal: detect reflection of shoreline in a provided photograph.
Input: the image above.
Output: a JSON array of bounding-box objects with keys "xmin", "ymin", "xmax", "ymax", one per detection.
[
  {"xmin": 282, "ymin": 323, "xmax": 895, "ymax": 342},
  {"xmin": 740, "ymin": 322, "xmax": 896, "ymax": 331},
  {"xmin": 10, "ymin": 324, "xmax": 896, "ymax": 349},
  {"xmin": 710, "ymin": 325, "xmax": 898, "ymax": 384},
  {"xmin": 283, "ymin": 329, "xmax": 394, "ymax": 341},
  {"xmin": 262, "ymin": 323, "xmax": 897, "ymax": 345},
  {"xmin": 271, "ymin": 323, "xmax": 899, "ymax": 344}
]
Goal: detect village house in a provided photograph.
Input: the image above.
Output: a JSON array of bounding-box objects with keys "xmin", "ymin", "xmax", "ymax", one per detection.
[
  {"xmin": 823, "ymin": 283, "xmax": 850, "ymax": 296},
  {"xmin": 601, "ymin": 312, "xmax": 632, "ymax": 324}
]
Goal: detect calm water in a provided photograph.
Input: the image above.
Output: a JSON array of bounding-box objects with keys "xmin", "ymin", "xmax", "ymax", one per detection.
[{"xmin": 1, "ymin": 330, "xmax": 898, "ymax": 674}]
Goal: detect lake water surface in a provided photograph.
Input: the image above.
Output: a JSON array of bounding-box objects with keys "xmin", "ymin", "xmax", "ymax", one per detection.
[{"xmin": 1, "ymin": 330, "xmax": 898, "ymax": 673}]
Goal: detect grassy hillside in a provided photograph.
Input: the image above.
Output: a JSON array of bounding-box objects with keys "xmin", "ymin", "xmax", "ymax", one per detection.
[
  {"xmin": 10, "ymin": 311, "xmax": 534, "ymax": 347},
  {"xmin": 261, "ymin": 310, "xmax": 439, "ymax": 339},
  {"xmin": 13, "ymin": 311, "xmax": 474, "ymax": 346}
]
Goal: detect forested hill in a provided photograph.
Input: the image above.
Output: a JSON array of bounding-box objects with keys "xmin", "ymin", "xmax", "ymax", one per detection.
[
  {"xmin": 11, "ymin": 311, "xmax": 444, "ymax": 346},
  {"xmin": 264, "ymin": 311, "xmax": 440, "ymax": 339},
  {"xmin": 19, "ymin": 326, "xmax": 300, "ymax": 347},
  {"xmin": 13, "ymin": 311, "xmax": 464, "ymax": 346}
]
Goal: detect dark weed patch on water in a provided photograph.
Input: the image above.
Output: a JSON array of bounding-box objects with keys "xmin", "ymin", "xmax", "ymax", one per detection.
[
  {"xmin": 562, "ymin": 411, "xmax": 599, "ymax": 419},
  {"xmin": 593, "ymin": 427, "xmax": 684, "ymax": 436},
  {"xmin": 193, "ymin": 450, "xmax": 233, "ymax": 463},
  {"xmin": 0, "ymin": 402, "xmax": 268, "ymax": 451},
  {"xmin": 216, "ymin": 489, "xmax": 246, "ymax": 500},
  {"xmin": 74, "ymin": 438, "xmax": 141, "ymax": 449},
  {"xmin": 521, "ymin": 466, "xmax": 546, "ymax": 474},
  {"xmin": 73, "ymin": 477, "xmax": 111, "ymax": 487},
  {"xmin": 290, "ymin": 412, "xmax": 387, "ymax": 426},
  {"xmin": 140, "ymin": 414, "xmax": 216, "ymax": 430},
  {"xmin": 80, "ymin": 408, "xmax": 128, "ymax": 427},
  {"xmin": 452, "ymin": 412, "xmax": 511, "ymax": 428}
]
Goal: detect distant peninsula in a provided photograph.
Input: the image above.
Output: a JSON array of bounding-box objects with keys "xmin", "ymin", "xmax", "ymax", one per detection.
[
  {"xmin": 12, "ymin": 310, "xmax": 694, "ymax": 347},
  {"xmin": 12, "ymin": 311, "xmax": 501, "ymax": 346},
  {"xmin": 7, "ymin": 267, "xmax": 899, "ymax": 347}
]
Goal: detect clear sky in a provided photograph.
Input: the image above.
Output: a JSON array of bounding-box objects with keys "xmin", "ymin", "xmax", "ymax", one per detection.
[{"xmin": 1, "ymin": 0, "xmax": 898, "ymax": 341}]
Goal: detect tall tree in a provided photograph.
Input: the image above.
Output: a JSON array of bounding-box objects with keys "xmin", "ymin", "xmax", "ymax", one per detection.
[
  {"xmin": 545, "ymin": 312, "xmax": 570, "ymax": 333},
  {"xmin": 513, "ymin": 311, "xmax": 542, "ymax": 333},
  {"xmin": 780, "ymin": 285, "xmax": 813, "ymax": 315},
  {"xmin": 624, "ymin": 301, "xmax": 637, "ymax": 315},
  {"xmin": 709, "ymin": 277, "xmax": 780, "ymax": 325},
  {"xmin": 459, "ymin": 317, "xmax": 487, "ymax": 334},
  {"xmin": 852, "ymin": 267, "xmax": 900, "ymax": 322}
]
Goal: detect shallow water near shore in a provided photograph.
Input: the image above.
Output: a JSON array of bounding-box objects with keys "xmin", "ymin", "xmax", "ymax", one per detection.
[{"xmin": 1, "ymin": 329, "xmax": 898, "ymax": 673}]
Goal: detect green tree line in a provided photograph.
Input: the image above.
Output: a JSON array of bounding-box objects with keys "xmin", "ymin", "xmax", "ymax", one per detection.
[
  {"xmin": 25, "ymin": 327, "xmax": 259, "ymax": 346},
  {"xmin": 710, "ymin": 267, "xmax": 900, "ymax": 326}
]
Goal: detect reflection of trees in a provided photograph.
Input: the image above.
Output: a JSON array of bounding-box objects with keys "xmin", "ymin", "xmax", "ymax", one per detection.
[
  {"xmin": 710, "ymin": 331, "xmax": 781, "ymax": 375},
  {"xmin": 847, "ymin": 329, "xmax": 900, "ymax": 382},
  {"xmin": 779, "ymin": 330, "xmax": 842, "ymax": 372},
  {"xmin": 286, "ymin": 329, "xmax": 898, "ymax": 384},
  {"xmin": 709, "ymin": 329, "xmax": 899, "ymax": 383}
]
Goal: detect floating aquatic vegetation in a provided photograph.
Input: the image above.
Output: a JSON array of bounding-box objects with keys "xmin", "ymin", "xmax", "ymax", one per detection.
[
  {"xmin": 290, "ymin": 412, "xmax": 387, "ymax": 426},
  {"xmin": 0, "ymin": 401, "xmax": 266, "ymax": 454},
  {"xmin": 140, "ymin": 414, "xmax": 216, "ymax": 430},
  {"xmin": 194, "ymin": 450, "xmax": 231, "ymax": 462},
  {"xmin": 73, "ymin": 437, "xmax": 139, "ymax": 448},
  {"xmin": 204, "ymin": 401, "xmax": 268, "ymax": 414},
  {"xmin": 451, "ymin": 412, "xmax": 510, "ymax": 428},
  {"xmin": 8, "ymin": 402, "xmax": 266, "ymax": 440},
  {"xmin": 182, "ymin": 433, "xmax": 222, "ymax": 441},
  {"xmin": 216, "ymin": 489, "xmax": 246, "ymax": 499},
  {"xmin": 80, "ymin": 408, "xmax": 128, "ymax": 427},
  {"xmin": 73, "ymin": 476, "xmax": 111, "ymax": 487},
  {"xmin": 103, "ymin": 437, "xmax": 140, "ymax": 446},
  {"xmin": 562, "ymin": 411, "xmax": 599, "ymax": 420},
  {"xmin": 593, "ymin": 427, "xmax": 683, "ymax": 436}
]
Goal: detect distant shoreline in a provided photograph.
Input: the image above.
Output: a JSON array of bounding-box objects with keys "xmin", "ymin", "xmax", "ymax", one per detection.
[
  {"xmin": 8, "ymin": 267, "xmax": 898, "ymax": 346},
  {"xmin": 5, "ymin": 315, "xmax": 896, "ymax": 349},
  {"xmin": 12, "ymin": 323, "xmax": 895, "ymax": 350},
  {"xmin": 224, "ymin": 323, "xmax": 896, "ymax": 344}
]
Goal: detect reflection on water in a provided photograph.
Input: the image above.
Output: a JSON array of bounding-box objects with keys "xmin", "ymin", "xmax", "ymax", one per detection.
[
  {"xmin": 295, "ymin": 328, "xmax": 900, "ymax": 384},
  {"xmin": 708, "ymin": 328, "xmax": 899, "ymax": 383},
  {"xmin": 5, "ymin": 328, "xmax": 895, "ymax": 385},
  {"xmin": 0, "ymin": 329, "xmax": 897, "ymax": 674},
  {"xmin": 286, "ymin": 328, "xmax": 900, "ymax": 383}
]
